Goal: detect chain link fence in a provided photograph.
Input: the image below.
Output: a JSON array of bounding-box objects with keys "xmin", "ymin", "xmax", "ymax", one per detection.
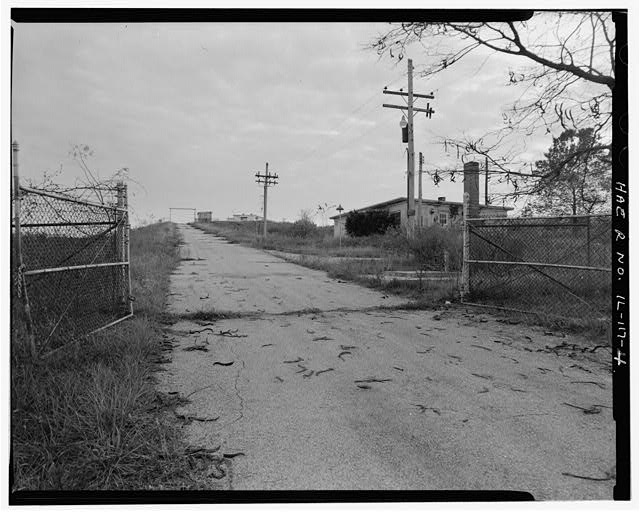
[
  {"xmin": 462, "ymin": 214, "xmax": 611, "ymax": 324},
  {"xmin": 12, "ymin": 181, "xmax": 133, "ymax": 356}
]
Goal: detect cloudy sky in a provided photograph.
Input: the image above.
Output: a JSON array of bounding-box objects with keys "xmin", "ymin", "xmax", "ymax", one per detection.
[{"xmin": 11, "ymin": 17, "xmax": 558, "ymax": 225}]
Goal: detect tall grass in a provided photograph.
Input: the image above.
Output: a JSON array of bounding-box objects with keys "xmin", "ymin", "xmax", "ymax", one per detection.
[
  {"xmin": 193, "ymin": 221, "xmax": 441, "ymax": 261},
  {"xmin": 11, "ymin": 222, "xmax": 207, "ymax": 491},
  {"xmin": 194, "ymin": 221, "xmax": 461, "ymax": 303}
]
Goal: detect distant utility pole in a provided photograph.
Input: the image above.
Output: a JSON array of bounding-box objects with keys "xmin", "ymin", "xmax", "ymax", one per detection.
[
  {"xmin": 254, "ymin": 162, "xmax": 279, "ymax": 238},
  {"xmin": 418, "ymin": 152, "xmax": 424, "ymax": 228},
  {"xmin": 383, "ymin": 58, "xmax": 435, "ymax": 237}
]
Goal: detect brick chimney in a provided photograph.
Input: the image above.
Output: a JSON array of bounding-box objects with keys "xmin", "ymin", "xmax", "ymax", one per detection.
[{"xmin": 463, "ymin": 161, "xmax": 480, "ymax": 218}]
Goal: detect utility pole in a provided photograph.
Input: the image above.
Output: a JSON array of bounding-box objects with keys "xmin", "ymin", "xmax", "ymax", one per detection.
[
  {"xmin": 254, "ymin": 162, "xmax": 279, "ymax": 238},
  {"xmin": 383, "ymin": 58, "xmax": 435, "ymax": 238},
  {"xmin": 418, "ymin": 152, "xmax": 424, "ymax": 229},
  {"xmin": 406, "ymin": 59, "xmax": 415, "ymax": 236},
  {"xmin": 485, "ymin": 156, "xmax": 490, "ymax": 205}
]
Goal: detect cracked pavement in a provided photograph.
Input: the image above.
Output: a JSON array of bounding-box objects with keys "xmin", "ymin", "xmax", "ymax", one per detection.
[{"xmin": 158, "ymin": 225, "xmax": 614, "ymax": 498}]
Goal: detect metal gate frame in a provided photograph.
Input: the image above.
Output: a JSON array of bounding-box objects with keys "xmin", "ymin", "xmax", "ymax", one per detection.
[
  {"xmin": 460, "ymin": 194, "xmax": 611, "ymax": 321},
  {"xmin": 12, "ymin": 141, "xmax": 133, "ymax": 357}
]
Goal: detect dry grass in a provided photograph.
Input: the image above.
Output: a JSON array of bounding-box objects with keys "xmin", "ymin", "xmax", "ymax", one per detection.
[
  {"xmin": 11, "ymin": 222, "xmax": 215, "ymax": 492},
  {"xmin": 193, "ymin": 220, "xmax": 409, "ymax": 259},
  {"xmin": 193, "ymin": 221, "xmax": 606, "ymax": 336},
  {"xmin": 201, "ymin": 225, "xmax": 460, "ymax": 306},
  {"xmin": 194, "ymin": 221, "xmax": 460, "ymax": 306}
]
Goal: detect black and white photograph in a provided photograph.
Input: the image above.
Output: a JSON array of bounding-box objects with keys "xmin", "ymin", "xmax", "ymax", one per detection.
[{"xmin": 5, "ymin": 3, "xmax": 635, "ymax": 506}]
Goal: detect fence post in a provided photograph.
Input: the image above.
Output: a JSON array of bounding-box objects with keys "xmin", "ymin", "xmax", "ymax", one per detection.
[
  {"xmin": 461, "ymin": 192, "xmax": 470, "ymax": 299},
  {"xmin": 586, "ymin": 215, "xmax": 591, "ymax": 267},
  {"xmin": 116, "ymin": 182, "xmax": 127, "ymax": 312},
  {"xmin": 124, "ymin": 184, "xmax": 133, "ymax": 315},
  {"xmin": 12, "ymin": 141, "xmax": 37, "ymax": 358}
]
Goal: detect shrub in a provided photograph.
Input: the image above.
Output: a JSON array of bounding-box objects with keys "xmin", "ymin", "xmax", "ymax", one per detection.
[
  {"xmin": 406, "ymin": 225, "xmax": 463, "ymax": 271},
  {"xmin": 345, "ymin": 210, "xmax": 399, "ymax": 237}
]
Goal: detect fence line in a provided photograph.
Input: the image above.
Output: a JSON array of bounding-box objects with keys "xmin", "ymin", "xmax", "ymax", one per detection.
[
  {"xmin": 464, "ymin": 260, "xmax": 611, "ymax": 273},
  {"xmin": 461, "ymin": 194, "xmax": 611, "ymax": 324},
  {"xmin": 11, "ymin": 141, "xmax": 133, "ymax": 357}
]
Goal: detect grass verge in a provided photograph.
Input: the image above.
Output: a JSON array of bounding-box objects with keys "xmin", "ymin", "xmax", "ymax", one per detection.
[
  {"xmin": 11, "ymin": 222, "xmax": 216, "ymax": 491},
  {"xmin": 279, "ymin": 252, "xmax": 459, "ymax": 306}
]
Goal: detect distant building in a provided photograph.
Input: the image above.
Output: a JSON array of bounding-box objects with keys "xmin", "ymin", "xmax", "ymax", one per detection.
[
  {"xmin": 227, "ymin": 213, "xmax": 261, "ymax": 222},
  {"xmin": 330, "ymin": 197, "xmax": 512, "ymax": 238},
  {"xmin": 330, "ymin": 161, "xmax": 512, "ymax": 238},
  {"xmin": 197, "ymin": 211, "xmax": 212, "ymax": 222}
]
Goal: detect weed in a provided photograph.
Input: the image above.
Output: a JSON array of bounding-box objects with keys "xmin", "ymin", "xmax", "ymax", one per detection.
[{"xmin": 193, "ymin": 221, "xmax": 604, "ymax": 337}]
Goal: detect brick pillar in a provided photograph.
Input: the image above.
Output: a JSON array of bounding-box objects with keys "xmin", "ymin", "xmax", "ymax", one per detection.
[{"xmin": 463, "ymin": 161, "xmax": 480, "ymax": 219}]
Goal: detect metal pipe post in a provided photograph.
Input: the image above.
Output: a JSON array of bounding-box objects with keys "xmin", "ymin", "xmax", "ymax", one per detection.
[
  {"xmin": 12, "ymin": 141, "xmax": 37, "ymax": 357},
  {"xmin": 586, "ymin": 216, "xmax": 591, "ymax": 267},
  {"xmin": 123, "ymin": 184, "xmax": 133, "ymax": 315},
  {"xmin": 461, "ymin": 192, "xmax": 470, "ymax": 299},
  {"xmin": 418, "ymin": 152, "xmax": 423, "ymax": 229},
  {"xmin": 116, "ymin": 182, "xmax": 127, "ymax": 311}
]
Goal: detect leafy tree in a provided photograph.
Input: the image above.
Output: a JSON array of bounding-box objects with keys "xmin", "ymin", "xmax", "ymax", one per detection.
[
  {"xmin": 522, "ymin": 128, "xmax": 610, "ymax": 216},
  {"xmin": 345, "ymin": 210, "xmax": 399, "ymax": 237},
  {"xmin": 369, "ymin": 12, "xmax": 615, "ymax": 201}
]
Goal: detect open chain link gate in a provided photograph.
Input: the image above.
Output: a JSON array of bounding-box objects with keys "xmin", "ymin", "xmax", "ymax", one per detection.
[{"xmin": 11, "ymin": 142, "xmax": 133, "ymax": 356}]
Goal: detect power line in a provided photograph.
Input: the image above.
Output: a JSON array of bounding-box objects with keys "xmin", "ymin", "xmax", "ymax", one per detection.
[{"xmin": 289, "ymin": 76, "xmax": 407, "ymax": 168}]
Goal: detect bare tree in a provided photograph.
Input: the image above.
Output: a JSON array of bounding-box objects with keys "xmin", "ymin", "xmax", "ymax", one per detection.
[
  {"xmin": 25, "ymin": 144, "xmax": 133, "ymax": 206},
  {"xmin": 316, "ymin": 202, "xmax": 337, "ymax": 226},
  {"xmin": 369, "ymin": 11, "xmax": 615, "ymax": 203}
]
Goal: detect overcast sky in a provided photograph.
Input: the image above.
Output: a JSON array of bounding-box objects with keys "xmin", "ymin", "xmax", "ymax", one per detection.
[{"xmin": 12, "ymin": 19, "xmax": 557, "ymax": 225}]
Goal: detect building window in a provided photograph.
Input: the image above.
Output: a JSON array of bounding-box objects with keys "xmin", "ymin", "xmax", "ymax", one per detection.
[{"xmin": 439, "ymin": 213, "xmax": 448, "ymax": 225}]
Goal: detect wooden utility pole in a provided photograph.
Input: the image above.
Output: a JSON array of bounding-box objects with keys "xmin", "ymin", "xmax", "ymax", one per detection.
[
  {"xmin": 485, "ymin": 156, "xmax": 490, "ymax": 205},
  {"xmin": 406, "ymin": 59, "xmax": 415, "ymax": 235},
  {"xmin": 383, "ymin": 60, "xmax": 435, "ymax": 238},
  {"xmin": 254, "ymin": 162, "xmax": 279, "ymax": 238},
  {"xmin": 262, "ymin": 163, "xmax": 268, "ymax": 237},
  {"xmin": 418, "ymin": 152, "xmax": 424, "ymax": 229}
]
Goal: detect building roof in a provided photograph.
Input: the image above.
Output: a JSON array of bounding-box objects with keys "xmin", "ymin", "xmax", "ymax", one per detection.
[{"xmin": 330, "ymin": 197, "xmax": 513, "ymax": 219}]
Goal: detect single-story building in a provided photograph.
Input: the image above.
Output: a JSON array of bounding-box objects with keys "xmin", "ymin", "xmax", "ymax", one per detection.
[
  {"xmin": 330, "ymin": 196, "xmax": 512, "ymax": 238},
  {"xmin": 197, "ymin": 211, "xmax": 212, "ymax": 222}
]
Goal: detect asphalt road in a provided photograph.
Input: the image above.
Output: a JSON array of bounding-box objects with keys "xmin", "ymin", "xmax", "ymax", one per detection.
[{"xmin": 159, "ymin": 225, "xmax": 615, "ymax": 499}]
